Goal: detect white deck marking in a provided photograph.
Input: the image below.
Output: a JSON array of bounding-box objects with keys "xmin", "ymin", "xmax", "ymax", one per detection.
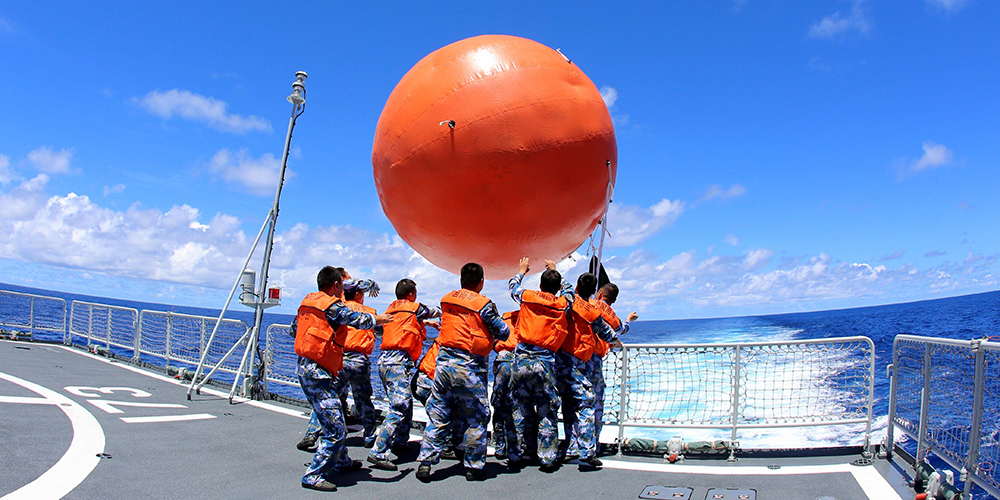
[
  {"xmin": 87, "ymin": 400, "xmax": 187, "ymax": 414},
  {"xmin": 0, "ymin": 371, "xmax": 106, "ymax": 500},
  {"xmin": 121, "ymin": 413, "xmax": 217, "ymax": 424}
]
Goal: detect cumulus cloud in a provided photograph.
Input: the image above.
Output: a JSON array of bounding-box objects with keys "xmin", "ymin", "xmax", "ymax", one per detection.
[
  {"xmin": 0, "ymin": 154, "xmax": 11, "ymax": 184},
  {"xmin": 809, "ymin": 0, "xmax": 871, "ymax": 39},
  {"xmin": 926, "ymin": 0, "xmax": 966, "ymax": 12},
  {"xmin": 135, "ymin": 89, "xmax": 271, "ymax": 134},
  {"xmin": 103, "ymin": 184, "xmax": 125, "ymax": 196},
  {"xmin": 605, "ymin": 199, "xmax": 684, "ymax": 248},
  {"xmin": 897, "ymin": 141, "xmax": 954, "ymax": 179},
  {"xmin": 27, "ymin": 146, "xmax": 73, "ymax": 174},
  {"xmin": 724, "ymin": 234, "xmax": 740, "ymax": 246},
  {"xmin": 600, "ymin": 86, "xmax": 618, "ymax": 108},
  {"xmin": 701, "ymin": 184, "xmax": 746, "ymax": 201},
  {"xmin": 924, "ymin": 250, "xmax": 945, "ymax": 257},
  {"xmin": 209, "ymin": 148, "xmax": 290, "ymax": 195}
]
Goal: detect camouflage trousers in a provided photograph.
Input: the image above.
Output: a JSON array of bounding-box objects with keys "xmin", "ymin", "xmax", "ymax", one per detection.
[
  {"xmin": 337, "ymin": 351, "xmax": 377, "ymax": 445},
  {"xmin": 511, "ymin": 343, "xmax": 561, "ymax": 466},
  {"xmin": 369, "ymin": 350, "xmax": 414, "ymax": 460},
  {"xmin": 297, "ymin": 356, "xmax": 354, "ymax": 486},
  {"xmin": 556, "ymin": 351, "xmax": 598, "ymax": 460},
  {"xmin": 584, "ymin": 354, "xmax": 607, "ymax": 441},
  {"xmin": 417, "ymin": 346, "xmax": 490, "ymax": 470},
  {"xmin": 490, "ymin": 350, "xmax": 517, "ymax": 457},
  {"xmin": 412, "ymin": 370, "xmax": 460, "ymax": 450}
]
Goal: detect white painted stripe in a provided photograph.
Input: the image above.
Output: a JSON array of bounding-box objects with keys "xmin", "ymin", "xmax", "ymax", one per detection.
[
  {"xmin": 851, "ymin": 463, "xmax": 904, "ymax": 500},
  {"xmin": 0, "ymin": 395, "xmax": 61, "ymax": 405},
  {"xmin": 0, "ymin": 371, "xmax": 106, "ymax": 500},
  {"xmin": 56, "ymin": 345, "xmax": 310, "ymax": 419},
  {"xmin": 601, "ymin": 458, "xmax": 855, "ymax": 475},
  {"xmin": 121, "ymin": 413, "xmax": 217, "ymax": 424}
]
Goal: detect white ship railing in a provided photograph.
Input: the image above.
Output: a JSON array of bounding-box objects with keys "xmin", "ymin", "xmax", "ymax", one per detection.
[
  {"xmin": 0, "ymin": 290, "xmax": 66, "ymax": 341},
  {"xmin": 265, "ymin": 323, "xmax": 298, "ymax": 388},
  {"xmin": 615, "ymin": 337, "xmax": 877, "ymax": 457},
  {"xmin": 137, "ymin": 310, "xmax": 250, "ymax": 376},
  {"xmin": 888, "ymin": 334, "xmax": 1000, "ymax": 500},
  {"xmin": 69, "ymin": 301, "xmax": 140, "ymax": 361}
]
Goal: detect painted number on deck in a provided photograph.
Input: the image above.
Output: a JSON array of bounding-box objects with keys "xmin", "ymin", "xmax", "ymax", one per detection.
[{"xmin": 64, "ymin": 385, "xmax": 216, "ymax": 424}]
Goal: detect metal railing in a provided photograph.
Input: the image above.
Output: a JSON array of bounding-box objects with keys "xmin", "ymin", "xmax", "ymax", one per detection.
[
  {"xmin": 0, "ymin": 290, "xmax": 67, "ymax": 341},
  {"xmin": 888, "ymin": 335, "xmax": 1000, "ymax": 499},
  {"xmin": 265, "ymin": 323, "xmax": 298, "ymax": 388},
  {"xmin": 616, "ymin": 337, "xmax": 876, "ymax": 456},
  {"xmin": 137, "ymin": 310, "xmax": 250, "ymax": 375},
  {"xmin": 69, "ymin": 301, "xmax": 140, "ymax": 360}
]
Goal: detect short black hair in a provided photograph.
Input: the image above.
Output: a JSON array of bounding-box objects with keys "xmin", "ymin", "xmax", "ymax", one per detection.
[
  {"xmin": 345, "ymin": 287, "xmax": 363, "ymax": 301},
  {"xmin": 540, "ymin": 269, "xmax": 562, "ymax": 294},
  {"xmin": 317, "ymin": 266, "xmax": 344, "ymax": 291},
  {"xmin": 460, "ymin": 263, "xmax": 484, "ymax": 289},
  {"xmin": 576, "ymin": 273, "xmax": 598, "ymax": 300},
  {"xmin": 395, "ymin": 278, "xmax": 417, "ymax": 299},
  {"xmin": 599, "ymin": 283, "xmax": 620, "ymax": 304}
]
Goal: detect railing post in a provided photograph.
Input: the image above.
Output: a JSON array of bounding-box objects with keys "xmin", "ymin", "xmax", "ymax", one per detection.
[
  {"xmin": 915, "ymin": 342, "xmax": 933, "ymax": 463},
  {"xmin": 616, "ymin": 346, "xmax": 630, "ymax": 456},
  {"xmin": 29, "ymin": 296, "xmax": 35, "ymax": 340},
  {"xmin": 886, "ymin": 353, "xmax": 898, "ymax": 460},
  {"xmin": 730, "ymin": 345, "xmax": 741, "ymax": 462},
  {"xmin": 132, "ymin": 311, "xmax": 140, "ymax": 364},
  {"xmin": 87, "ymin": 305, "xmax": 94, "ymax": 348},
  {"xmin": 62, "ymin": 300, "xmax": 69, "ymax": 344},
  {"xmin": 963, "ymin": 340, "xmax": 987, "ymax": 500},
  {"xmin": 106, "ymin": 307, "xmax": 112, "ymax": 350},
  {"xmin": 166, "ymin": 313, "xmax": 173, "ymax": 368}
]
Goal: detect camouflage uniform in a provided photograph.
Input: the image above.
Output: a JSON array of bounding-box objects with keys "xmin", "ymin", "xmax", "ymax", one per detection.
[
  {"xmin": 510, "ymin": 343, "xmax": 563, "ymax": 465},
  {"xmin": 557, "ymin": 315, "xmax": 616, "ymax": 461},
  {"xmin": 294, "ymin": 301, "xmax": 377, "ymax": 487},
  {"xmin": 369, "ymin": 350, "xmax": 416, "ymax": 460},
  {"xmin": 417, "ymin": 295, "xmax": 509, "ymax": 473},
  {"xmin": 490, "ymin": 350, "xmax": 517, "ymax": 458},
  {"xmin": 337, "ymin": 351, "xmax": 377, "ymax": 446}
]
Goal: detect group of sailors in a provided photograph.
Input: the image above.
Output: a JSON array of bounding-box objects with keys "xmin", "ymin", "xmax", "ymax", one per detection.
[{"xmin": 291, "ymin": 260, "xmax": 636, "ymax": 492}]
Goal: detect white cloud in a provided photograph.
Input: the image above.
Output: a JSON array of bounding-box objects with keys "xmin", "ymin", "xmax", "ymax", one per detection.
[
  {"xmin": 809, "ymin": 0, "xmax": 871, "ymax": 39},
  {"xmin": 605, "ymin": 199, "xmax": 684, "ymax": 248},
  {"xmin": 103, "ymin": 184, "xmax": 125, "ymax": 196},
  {"xmin": 926, "ymin": 0, "xmax": 966, "ymax": 12},
  {"xmin": 209, "ymin": 148, "xmax": 290, "ymax": 195},
  {"xmin": 0, "ymin": 154, "xmax": 11, "ymax": 184},
  {"xmin": 27, "ymin": 146, "xmax": 73, "ymax": 174},
  {"xmin": 135, "ymin": 89, "xmax": 271, "ymax": 134},
  {"xmin": 897, "ymin": 141, "xmax": 954, "ymax": 179},
  {"xmin": 600, "ymin": 86, "xmax": 618, "ymax": 108},
  {"xmin": 724, "ymin": 234, "xmax": 740, "ymax": 246},
  {"xmin": 701, "ymin": 184, "xmax": 746, "ymax": 201}
]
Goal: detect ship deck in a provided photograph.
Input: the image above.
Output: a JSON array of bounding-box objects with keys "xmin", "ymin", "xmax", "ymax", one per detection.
[{"xmin": 1, "ymin": 339, "xmax": 912, "ymax": 499}]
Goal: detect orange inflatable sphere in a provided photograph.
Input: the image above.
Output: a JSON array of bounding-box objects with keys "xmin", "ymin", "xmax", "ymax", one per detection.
[{"xmin": 372, "ymin": 35, "xmax": 617, "ymax": 279}]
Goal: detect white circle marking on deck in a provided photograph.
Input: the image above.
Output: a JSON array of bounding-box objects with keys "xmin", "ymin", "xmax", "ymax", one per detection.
[{"xmin": 0, "ymin": 371, "xmax": 106, "ymax": 500}]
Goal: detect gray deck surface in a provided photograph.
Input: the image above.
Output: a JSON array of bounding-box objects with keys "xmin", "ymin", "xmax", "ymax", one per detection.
[{"xmin": 0, "ymin": 340, "xmax": 910, "ymax": 499}]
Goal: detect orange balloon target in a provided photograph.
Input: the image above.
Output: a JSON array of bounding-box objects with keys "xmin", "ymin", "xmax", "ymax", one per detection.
[{"xmin": 372, "ymin": 35, "xmax": 617, "ymax": 279}]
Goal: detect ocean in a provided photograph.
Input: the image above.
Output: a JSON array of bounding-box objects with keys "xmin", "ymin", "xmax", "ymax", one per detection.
[{"xmin": 3, "ymin": 281, "xmax": 998, "ymax": 449}]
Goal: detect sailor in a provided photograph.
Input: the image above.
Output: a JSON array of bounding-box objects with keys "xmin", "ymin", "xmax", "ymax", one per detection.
[
  {"xmin": 367, "ymin": 279, "xmax": 441, "ymax": 471},
  {"xmin": 293, "ymin": 266, "xmax": 393, "ymax": 492},
  {"xmin": 411, "ymin": 339, "xmax": 461, "ymax": 460},
  {"xmin": 507, "ymin": 257, "xmax": 574, "ymax": 471},
  {"xmin": 491, "ymin": 310, "xmax": 521, "ymax": 461},
  {"xmin": 556, "ymin": 272, "xmax": 618, "ymax": 467},
  {"xmin": 587, "ymin": 283, "xmax": 637, "ymax": 445},
  {"xmin": 416, "ymin": 262, "xmax": 510, "ymax": 482},
  {"xmin": 336, "ymin": 280, "xmax": 382, "ymax": 447}
]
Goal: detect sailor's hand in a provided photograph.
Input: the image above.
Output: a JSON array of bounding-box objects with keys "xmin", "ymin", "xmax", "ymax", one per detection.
[
  {"xmin": 519, "ymin": 257, "xmax": 530, "ymax": 275},
  {"xmin": 423, "ymin": 320, "xmax": 441, "ymax": 330},
  {"xmin": 368, "ymin": 288, "xmax": 380, "ymax": 298},
  {"xmin": 612, "ymin": 339, "xmax": 624, "ymax": 349},
  {"xmin": 628, "ymin": 312, "xmax": 639, "ymax": 322},
  {"xmin": 375, "ymin": 313, "xmax": 394, "ymax": 324},
  {"xmin": 544, "ymin": 260, "xmax": 557, "ymax": 271}
]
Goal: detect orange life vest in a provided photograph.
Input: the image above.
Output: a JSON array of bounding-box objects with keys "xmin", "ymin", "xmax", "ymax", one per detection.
[
  {"xmin": 437, "ymin": 289, "xmax": 494, "ymax": 357},
  {"xmin": 494, "ymin": 310, "xmax": 520, "ymax": 352},
  {"xmin": 517, "ymin": 290, "xmax": 569, "ymax": 351},
  {"xmin": 342, "ymin": 300, "xmax": 377, "ymax": 355},
  {"xmin": 560, "ymin": 295, "xmax": 603, "ymax": 361},
  {"xmin": 590, "ymin": 299, "xmax": 622, "ymax": 358},
  {"xmin": 417, "ymin": 340, "xmax": 440, "ymax": 379},
  {"xmin": 380, "ymin": 299, "xmax": 427, "ymax": 362},
  {"xmin": 294, "ymin": 292, "xmax": 349, "ymax": 374}
]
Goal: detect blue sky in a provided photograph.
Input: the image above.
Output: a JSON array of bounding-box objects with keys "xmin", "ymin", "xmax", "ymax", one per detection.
[{"xmin": 0, "ymin": 1, "xmax": 997, "ymax": 319}]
